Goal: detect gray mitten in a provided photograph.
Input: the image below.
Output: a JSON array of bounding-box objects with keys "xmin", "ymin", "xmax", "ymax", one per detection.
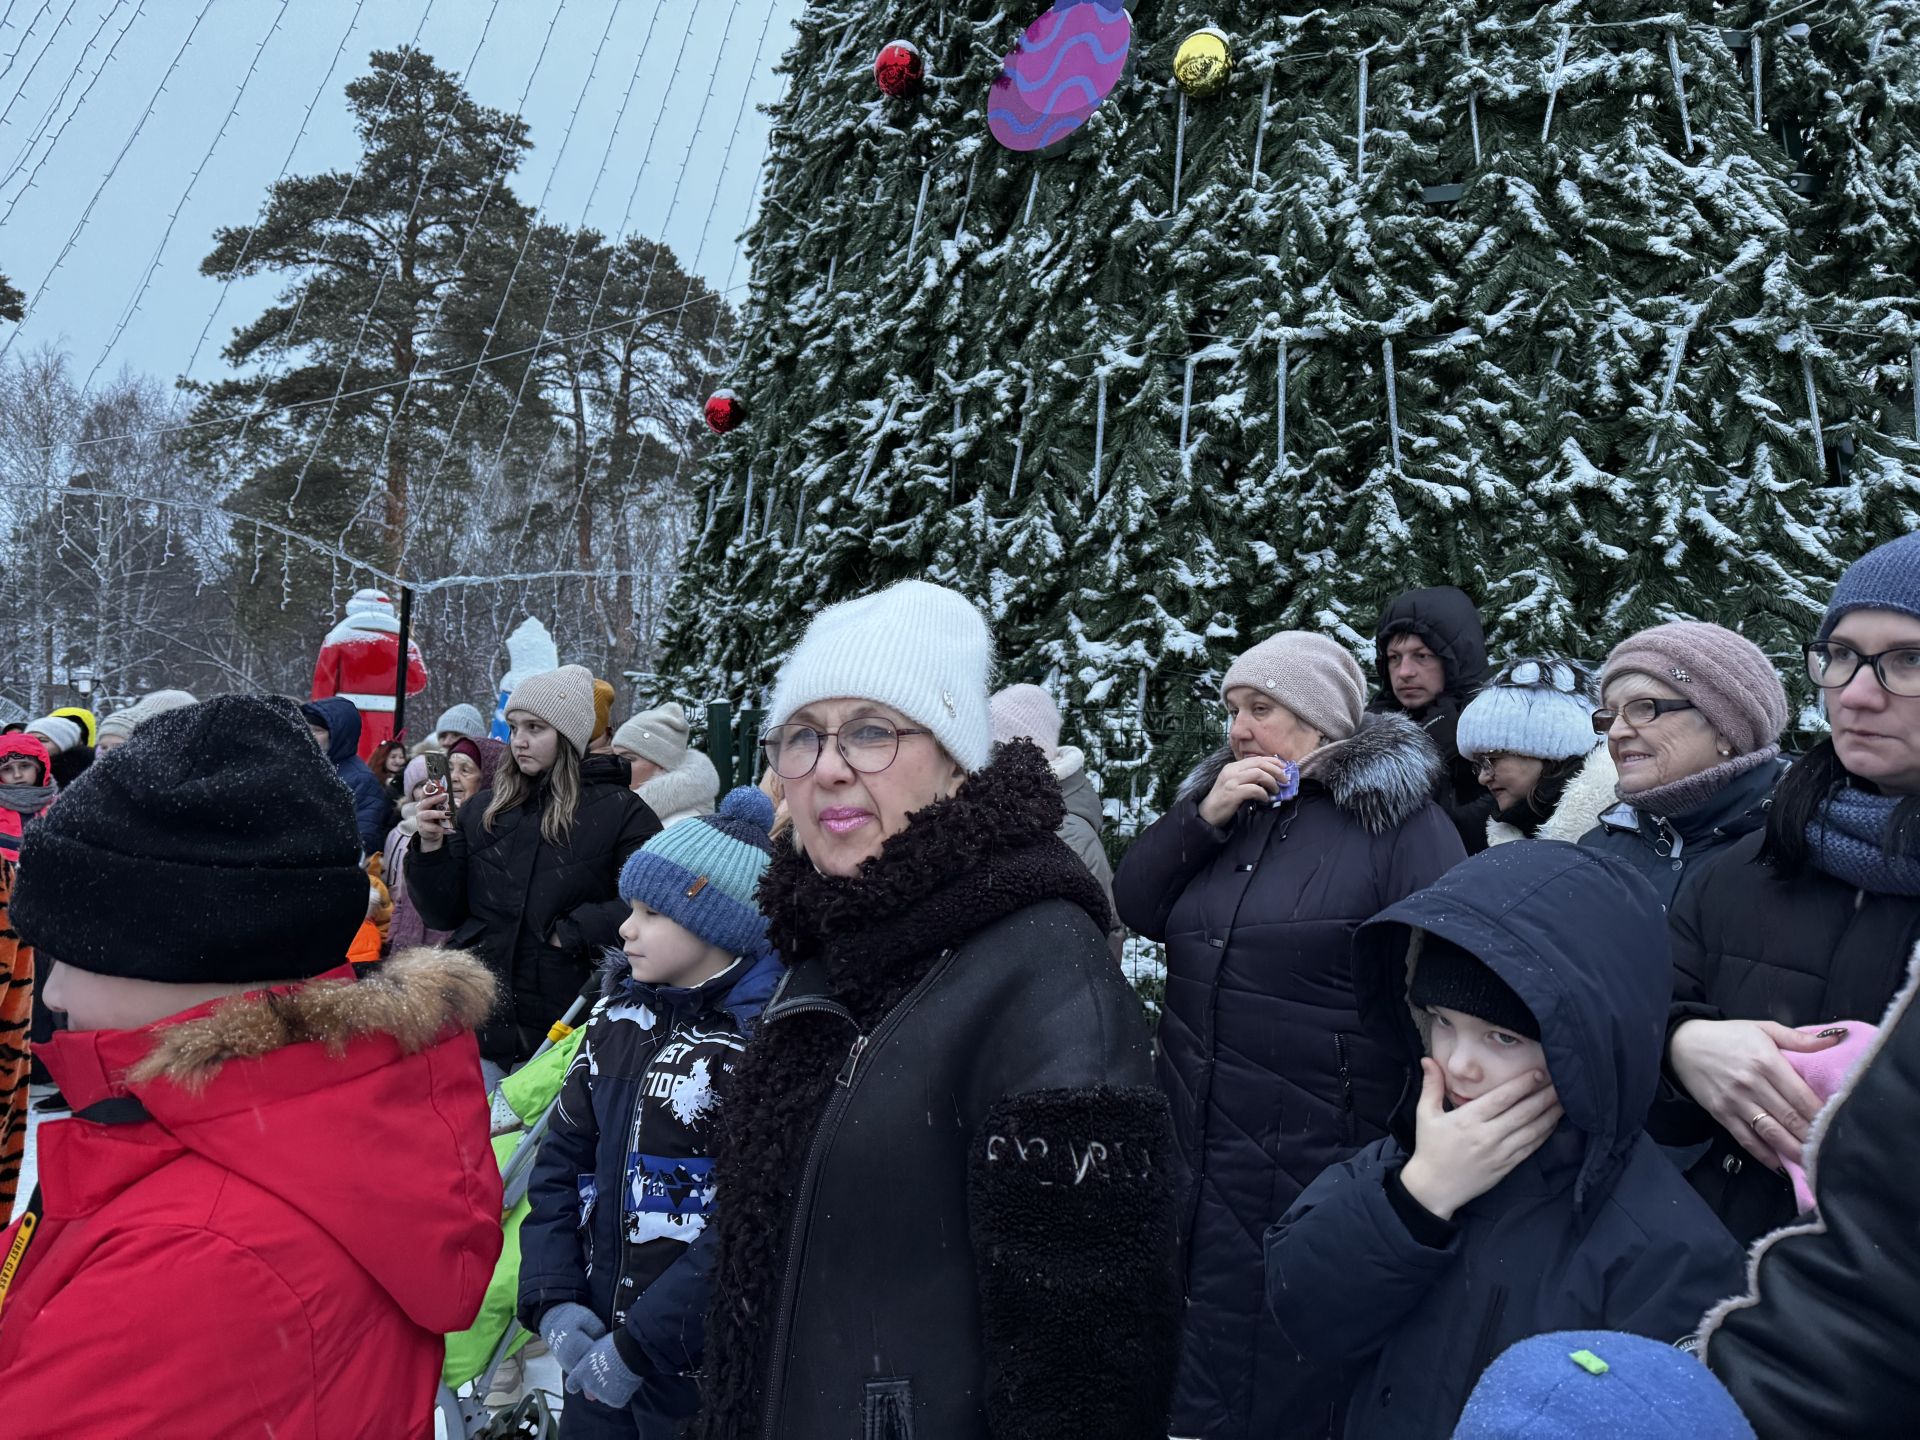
[{"xmin": 539, "ymin": 1301, "xmax": 607, "ymax": 1375}]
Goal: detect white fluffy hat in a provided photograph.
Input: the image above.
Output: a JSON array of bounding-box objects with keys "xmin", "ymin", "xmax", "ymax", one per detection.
[
  {"xmin": 768, "ymin": 580, "xmax": 995, "ymax": 772},
  {"xmin": 1456, "ymin": 658, "xmax": 1601, "ymax": 762}
]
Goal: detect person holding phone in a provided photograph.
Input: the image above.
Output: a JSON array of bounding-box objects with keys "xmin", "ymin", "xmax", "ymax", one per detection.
[{"xmin": 410, "ymin": 668, "xmax": 660, "ymax": 1072}]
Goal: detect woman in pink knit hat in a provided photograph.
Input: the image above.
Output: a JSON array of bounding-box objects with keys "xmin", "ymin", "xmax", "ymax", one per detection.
[
  {"xmin": 1114, "ymin": 629, "xmax": 1465, "ymax": 1440},
  {"xmin": 1577, "ymin": 619, "xmax": 1789, "ymax": 905}
]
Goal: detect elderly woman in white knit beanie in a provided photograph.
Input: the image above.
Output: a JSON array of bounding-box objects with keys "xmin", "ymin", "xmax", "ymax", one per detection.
[
  {"xmin": 697, "ymin": 579, "xmax": 1179, "ymax": 1440},
  {"xmin": 1114, "ymin": 628, "xmax": 1466, "ymax": 1440}
]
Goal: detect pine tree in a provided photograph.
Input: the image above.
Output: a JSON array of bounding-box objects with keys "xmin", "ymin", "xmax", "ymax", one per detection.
[
  {"xmin": 183, "ymin": 45, "xmax": 533, "ymax": 620},
  {"xmin": 665, "ymin": 0, "xmax": 1917, "ymax": 807},
  {"xmin": 0, "ymin": 271, "xmax": 21, "ymax": 324}
]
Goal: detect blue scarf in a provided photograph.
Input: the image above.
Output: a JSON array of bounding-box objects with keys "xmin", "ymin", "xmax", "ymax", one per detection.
[{"xmin": 1808, "ymin": 786, "xmax": 1920, "ymax": 896}]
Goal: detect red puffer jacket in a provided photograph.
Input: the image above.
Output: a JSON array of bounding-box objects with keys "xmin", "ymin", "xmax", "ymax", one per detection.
[{"xmin": 0, "ymin": 950, "xmax": 503, "ymax": 1438}]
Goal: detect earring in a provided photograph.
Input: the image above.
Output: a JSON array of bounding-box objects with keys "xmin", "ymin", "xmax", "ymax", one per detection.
[{"xmin": 1718, "ymin": 747, "xmax": 1733, "ymax": 758}]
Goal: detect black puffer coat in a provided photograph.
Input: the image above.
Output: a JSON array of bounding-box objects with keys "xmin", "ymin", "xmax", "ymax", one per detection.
[
  {"xmin": 697, "ymin": 740, "xmax": 1179, "ymax": 1440},
  {"xmin": 1577, "ymin": 756, "xmax": 1784, "ymax": 909},
  {"xmin": 1700, "ymin": 946, "xmax": 1920, "ymax": 1437},
  {"xmin": 1115, "ymin": 714, "xmax": 1465, "ymax": 1440},
  {"xmin": 1659, "ymin": 827, "xmax": 1920, "ymax": 1244},
  {"xmin": 409, "ymin": 752, "xmax": 661, "ymax": 1065},
  {"xmin": 1370, "ymin": 587, "xmax": 1495, "ymax": 854},
  {"xmin": 1266, "ymin": 842, "xmax": 1746, "ymax": 1439}
]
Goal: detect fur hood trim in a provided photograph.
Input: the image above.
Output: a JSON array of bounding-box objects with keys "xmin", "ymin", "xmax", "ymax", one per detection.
[
  {"xmin": 637, "ymin": 747, "xmax": 721, "ymax": 825},
  {"xmin": 1697, "ymin": 941, "xmax": 1920, "ymax": 1354},
  {"xmin": 1487, "ymin": 745, "xmax": 1619, "ymax": 847},
  {"xmin": 1178, "ymin": 711, "xmax": 1442, "ymax": 835},
  {"xmin": 129, "ymin": 948, "xmax": 495, "ymax": 1090}
]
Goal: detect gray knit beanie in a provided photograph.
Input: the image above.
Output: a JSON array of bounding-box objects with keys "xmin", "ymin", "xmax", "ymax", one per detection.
[
  {"xmin": 1220, "ymin": 632, "xmax": 1366, "ymax": 742},
  {"xmin": 505, "ymin": 664, "xmax": 597, "ymax": 756},
  {"xmin": 1819, "ymin": 533, "xmax": 1920, "ymax": 640},
  {"xmin": 1601, "ymin": 621, "xmax": 1787, "ymax": 756},
  {"xmin": 613, "ymin": 702, "xmax": 692, "ymax": 771}
]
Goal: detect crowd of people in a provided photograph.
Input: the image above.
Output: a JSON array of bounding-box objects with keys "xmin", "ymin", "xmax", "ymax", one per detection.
[{"xmin": 0, "ymin": 532, "xmax": 1916, "ymax": 1439}]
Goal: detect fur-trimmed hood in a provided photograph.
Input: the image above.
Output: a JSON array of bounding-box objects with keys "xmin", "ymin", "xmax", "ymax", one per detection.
[
  {"xmin": 1179, "ymin": 711, "xmax": 1443, "ymax": 836},
  {"xmin": 637, "ymin": 746, "xmax": 721, "ymax": 826},
  {"xmin": 128, "ymin": 947, "xmax": 494, "ymax": 1088},
  {"xmin": 1486, "ymin": 744, "xmax": 1619, "ymax": 847},
  {"xmin": 35, "ymin": 948, "xmax": 502, "ymax": 1334}
]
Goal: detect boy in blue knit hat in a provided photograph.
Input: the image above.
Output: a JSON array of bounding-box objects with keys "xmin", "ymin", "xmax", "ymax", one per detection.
[{"xmin": 518, "ymin": 787, "xmax": 782, "ymax": 1439}]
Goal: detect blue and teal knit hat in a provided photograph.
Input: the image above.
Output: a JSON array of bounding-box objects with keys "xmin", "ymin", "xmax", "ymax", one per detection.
[{"xmin": 619, "ymin": 786, "xmax": 776, "ymax": 957}]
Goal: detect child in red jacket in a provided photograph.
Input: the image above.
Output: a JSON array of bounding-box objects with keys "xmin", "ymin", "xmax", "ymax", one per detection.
[{"xmin": 0, "ymin": 695, "xmax": 503, "ymax": 1438}]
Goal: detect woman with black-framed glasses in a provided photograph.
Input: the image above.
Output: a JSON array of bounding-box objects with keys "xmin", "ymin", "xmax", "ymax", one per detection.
[
  {"xmin": 1660, "ymin": 533, "xmax": 1920, "ymax": 1253},
  {"xmin": 696, "ymin": 579, "xmax": 1178, "ymax": 1440},
  {"xmin": 1575, "ymin": 621, "xmax": 1789, "ymax": 906}
]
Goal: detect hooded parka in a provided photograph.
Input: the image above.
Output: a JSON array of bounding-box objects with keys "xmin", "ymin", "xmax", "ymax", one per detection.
[
  {"xmin": 0, "ymin": 950, "xmax": 504, "ymax": 1437},
  {"xmin": 1370, "ymin": 587, "xmax": 1496, "ymax": 854},
  {"xmin": 409, "ymin": 751, "xmax": 662, "ymax": 1065},
  {"xmin": 1115, "ymin": 713, "xmax": 1466, "ymax": 1440},
  {"xmin": 1266, "ymin": 842, "xmax": 1746, "ymax": 1439},
  {"xmin": 303, "ymin": 696, "xmax": 395, "ymax": 853}
]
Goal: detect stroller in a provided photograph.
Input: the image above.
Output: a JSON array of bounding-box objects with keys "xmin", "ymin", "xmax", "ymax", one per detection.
[{"xmin": 437, "ymin": 990, "xmax": 598, "ymax": 1439}]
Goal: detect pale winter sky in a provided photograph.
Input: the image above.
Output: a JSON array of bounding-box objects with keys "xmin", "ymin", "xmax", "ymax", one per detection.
[{"xmin": 0, "ymin": 0, "xmax": 805, "ymax": 392}]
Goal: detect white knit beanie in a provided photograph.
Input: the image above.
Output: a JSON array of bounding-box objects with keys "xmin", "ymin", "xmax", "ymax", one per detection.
[
  {"xmin": 505, "ymin": 664, "xmax": 597, "ymax": 756},
  {"xmin": 990, "ymin": 684, "xmax": 1063, "ymax": 756},
  {"xmin": 768, "ymin": 580, "xmax": 995, "ymax": 772},
  {"xmin": 434, "ymin": 703, "xmax": 487, "ymax": 740},
  {"xmin": 613, "ymin": 702, "xmax": 692, "ymax": 771},
  {"xmin": 1456, "ymin": 659, "xmax": 1601, "ymax": 762},
  {"xmin": 26, "ymin": 716, "xmax": 83, "ymax": 754},
  {"xmin": 1219, "ymin": 632, "xmax": 1366, "ymax": 742}
]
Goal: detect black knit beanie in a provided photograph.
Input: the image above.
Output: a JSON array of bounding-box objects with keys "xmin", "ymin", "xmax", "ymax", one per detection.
[
  {"xmin": 13, "ymin": 694, "xmax": 370, "ymax": 984},
  {"xmin": 1408, "ymin": 933, "xmax": 1541, "ymax": 1041}
]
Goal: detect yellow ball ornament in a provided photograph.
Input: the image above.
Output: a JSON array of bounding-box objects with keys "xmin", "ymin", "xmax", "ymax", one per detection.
[{"xmin": 1173, "ymin": 27, "xmax": 1232, "ymax": 98}]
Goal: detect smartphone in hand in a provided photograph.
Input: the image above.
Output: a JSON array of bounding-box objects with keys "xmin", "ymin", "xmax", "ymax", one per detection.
[{"xmin": 422, "ymin": 750, "xmax": 456, "ymax": 826}]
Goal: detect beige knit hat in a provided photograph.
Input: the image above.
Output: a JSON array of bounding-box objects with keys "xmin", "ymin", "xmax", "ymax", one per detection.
[
  {"xmin": 612, "ymin": 702, "xmax": 692, "ymax": 771},
  {"xmin": 1220, "ymin": 631, "xmax": 1367, "ymax": 742},
  {"xmin": 505, "ymin": 664, "xmax": 597, "ymax": 756}
]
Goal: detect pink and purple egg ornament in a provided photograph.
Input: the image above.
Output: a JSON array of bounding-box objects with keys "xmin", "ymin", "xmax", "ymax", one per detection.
[{"xmin": 987, "ymin": 0, "xmax": 1133, "ymax": 155}]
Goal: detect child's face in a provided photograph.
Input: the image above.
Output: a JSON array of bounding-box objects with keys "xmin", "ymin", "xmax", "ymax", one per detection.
[
  {"xmin": 0, "ymin": 755, "xmax": 41, "ymax": 786},
  {"xmin": 1426, "ymin": 1006, "xmax": 1550, "ymax": 1110},
  {"xmin": 618, "ymin": 900, "xmax": 733, "ymax": 989}
]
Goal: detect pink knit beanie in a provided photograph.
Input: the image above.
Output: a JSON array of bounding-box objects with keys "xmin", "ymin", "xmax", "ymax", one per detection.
[
  {"xmin": 1600, "ymin": 621, "xmax": 1788, "ymax": 756},
  {"xmin": 1220, "ymin": 632, "xmax": 1366, "ymax": 742}
]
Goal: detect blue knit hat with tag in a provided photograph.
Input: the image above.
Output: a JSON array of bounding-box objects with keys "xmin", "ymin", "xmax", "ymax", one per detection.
[
  {"xmin": 1819, "ymin": 532, "xmax": 1920, "ymax": 640},
  {"xmin": 618, "ymin": 787, "xmax": 776, "ymax": 958},
  {"xmin": 1454, "ymin": 1331, "xmax": 1753, "ymax": 1438}
]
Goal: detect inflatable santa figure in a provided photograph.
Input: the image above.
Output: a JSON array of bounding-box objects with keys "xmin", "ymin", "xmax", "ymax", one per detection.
[{"xmin": 310, "ymin": 588, "xmax": 428, "ymax": 760}]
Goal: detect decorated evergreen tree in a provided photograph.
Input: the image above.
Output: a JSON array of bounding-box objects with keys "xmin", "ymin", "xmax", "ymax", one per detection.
[{"xmin": 665, "ymin": 0, "xmax": 1917, "ymax": 807}]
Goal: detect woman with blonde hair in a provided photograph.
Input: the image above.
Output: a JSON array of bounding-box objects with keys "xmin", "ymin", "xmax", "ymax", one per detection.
[{"xmin": 412, "ymin": 666, "xmax": 660, "ymax": 1069}]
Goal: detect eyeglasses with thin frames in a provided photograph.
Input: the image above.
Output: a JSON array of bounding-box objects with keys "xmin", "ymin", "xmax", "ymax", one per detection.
[
  {"xmin": 1591, "ymin": 698, "xmax": 1698, "ymax": 734},
  {"xmin": 761, "ymin": 718, "xmax": 934, "ymax": 780}
]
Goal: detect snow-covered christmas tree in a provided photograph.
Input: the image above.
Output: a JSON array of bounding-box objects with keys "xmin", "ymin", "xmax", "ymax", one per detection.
[{"xmin": 664, "ymin": 0, "xmax": 1920, "ymax": 811}]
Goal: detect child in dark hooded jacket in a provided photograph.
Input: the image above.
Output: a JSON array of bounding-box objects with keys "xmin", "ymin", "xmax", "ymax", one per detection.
[
  {"xmin": 1265, "ymin": 841, "xmax": 1745, "ymax": 1439},
  {"xmin": 302, "ymin": 696, "xmax": 394, "ymax": 854},
  {"xmin": 518, "ymin": 787, "xmax": 781, "ymax": 1439}
]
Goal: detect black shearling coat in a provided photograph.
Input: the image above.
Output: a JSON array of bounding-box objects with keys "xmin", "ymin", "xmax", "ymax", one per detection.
[
  {"xmin": 410, "ymin": 752, "xmax": 660, "ymax": 1065},
  {"xmin": 696, "ymin": 740, "xmax": 1179, "ymax": 1440},
  {"xmin": 1115, "ymin": 714, "xmax": 1465, "ymax": 1440}
]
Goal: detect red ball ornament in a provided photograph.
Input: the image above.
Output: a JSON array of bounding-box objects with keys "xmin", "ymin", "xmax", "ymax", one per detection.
[
  {"xmin": 704, "ymin": 389, "xmax": 745, "ymax": 435},
  {"xmin": 874, "ymin": 40, "xmax": 924, "ymax": 98}
]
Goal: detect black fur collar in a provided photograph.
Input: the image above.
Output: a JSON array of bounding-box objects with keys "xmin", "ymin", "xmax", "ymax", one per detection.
[
  {"xmin": 1178, "ymin": 711, "xmax": 1443, "ymax": 835},
  {"xmin": 759, "ymin": 737, "xmax": 1111, "ymax": 1017}
]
